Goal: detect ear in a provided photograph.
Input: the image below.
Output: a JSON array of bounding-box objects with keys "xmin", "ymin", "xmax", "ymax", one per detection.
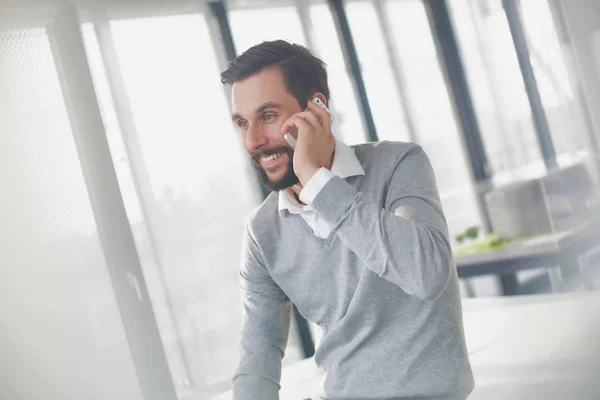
[{"xmin": 311, "ymin": 92, "xmax": 328, "ymax": 107}]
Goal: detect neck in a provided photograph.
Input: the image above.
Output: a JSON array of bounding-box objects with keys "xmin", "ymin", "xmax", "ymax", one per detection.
[{"xmin": 291, "ymin": 183, "xmax": 305, "ymax": 204}]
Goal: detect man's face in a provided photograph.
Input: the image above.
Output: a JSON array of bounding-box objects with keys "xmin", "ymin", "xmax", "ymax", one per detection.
[{"xmin": 231, "ymin": 67, "xmax": 302, "ymax": 191}]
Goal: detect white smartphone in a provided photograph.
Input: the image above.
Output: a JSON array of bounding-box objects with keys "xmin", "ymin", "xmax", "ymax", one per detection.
[{"xmin": 284, "ymin": 98, "xmax": 331, "ymax": 149}]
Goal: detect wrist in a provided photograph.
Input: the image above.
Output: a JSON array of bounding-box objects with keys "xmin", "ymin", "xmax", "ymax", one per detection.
[
  {"xmin": 298, "ymin": 165, "xmax": 321, "ymax": 186},
  {"xmin": 299, "ymin": 168, "xmax": 336, "ymax": 205}
]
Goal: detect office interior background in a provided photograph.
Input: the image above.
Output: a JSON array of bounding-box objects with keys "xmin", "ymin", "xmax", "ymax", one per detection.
[{"xmin": 1, "ymin": 0, "xmax": 599, "ymax": 399}]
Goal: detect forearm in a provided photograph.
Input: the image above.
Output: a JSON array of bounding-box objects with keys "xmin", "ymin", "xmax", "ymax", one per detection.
[
  {"xmin": 233, "ymin": 307, "xmax": 290, "ymax": 399},
  {"xmin": 234, "ymin": 226, "xmax": 291, "ymax": 399}
]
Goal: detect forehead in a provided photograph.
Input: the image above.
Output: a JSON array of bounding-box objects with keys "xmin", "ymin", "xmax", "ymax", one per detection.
[{"xmin": 231, "ymin": 67, "xmax": 297, "ymax": 116}]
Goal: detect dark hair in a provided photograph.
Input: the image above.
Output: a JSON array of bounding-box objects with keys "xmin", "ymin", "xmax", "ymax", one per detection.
[{"xmin": 220, "ymin": 40, "xmax": 330, "ymax": 108}]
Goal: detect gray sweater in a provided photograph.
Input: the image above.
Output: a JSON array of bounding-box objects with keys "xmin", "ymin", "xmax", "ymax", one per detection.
[{"xmin": 234, "ymin": 141, "xmax": 474, "ymax": 399}]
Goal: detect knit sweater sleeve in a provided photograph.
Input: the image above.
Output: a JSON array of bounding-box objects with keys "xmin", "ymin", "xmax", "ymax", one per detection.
[
  {"xmin": 232, "ymin": 222, "xmax": 291, "ymax": 399},
  {"xmin": 309, "ymin": 143, "xmax": 452, "ymax": 300}
]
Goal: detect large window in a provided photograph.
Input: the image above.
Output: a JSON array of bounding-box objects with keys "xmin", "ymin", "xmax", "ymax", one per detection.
[
  {"xmin": 344, "ymin": 1, "xmax": 411, "ymax": 143},
  {"xmin": 347, "ymin": 0, "xmax": 483, "ymax": 238},
  {"xmin": 449, "ymin": 0, "xmax": 595, "ymax": 177},
  {"xmin": 0, "ymin": 25, "xmax": 142, "ymax": 400},
  {"xmin": 448, "ymin": 0, "xmax": 565, "ymax": 185},
  {"xmin": 82, "ymin": 11, "xmax": 268, "ymax": 398},
  {"xmin": 519, "ymin": 0, "xmax": 591, "ymax": 164}
]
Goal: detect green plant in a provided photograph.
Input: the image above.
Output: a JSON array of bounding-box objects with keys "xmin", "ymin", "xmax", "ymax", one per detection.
[{"xmin": 464, "ymin": 226, "xmax": 479, "ymax": 240}]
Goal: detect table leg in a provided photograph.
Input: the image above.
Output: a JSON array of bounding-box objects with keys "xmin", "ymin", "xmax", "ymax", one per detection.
[
  {"xmin": 499, "ymin": 273, "xmax": 520, "ymax": 296},
  {"xmin": 463, "ymin": 279, "xmax": 476, "ymax": 298},
  {"xmin": 578, "ymin": 252, "xmax": 596, "ymax": 291},
  {"xmin": 548, "ymin": 266, "xmax": 564, "ymax": 292}
]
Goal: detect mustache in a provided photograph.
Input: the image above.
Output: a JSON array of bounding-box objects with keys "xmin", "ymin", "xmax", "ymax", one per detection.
[{"xmin": 251, "ymin": 146, "xmax": 292, "ymax": 165}]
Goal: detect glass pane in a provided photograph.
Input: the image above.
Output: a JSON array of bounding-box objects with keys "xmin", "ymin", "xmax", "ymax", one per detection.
[
  {"xmin": 83, "ymin": 13, "xmax": 300, "ymax": 398},
  {"xmin": 229, "ymin": 5, "xmax": 306, "ymax": 53},
  {"xmin": 0, "ymin": 27, "xmax": 142, "ymax": 400},
  {"xmin": 308, "ymin": 3, "xmax": 367, "ymax": 145},
  {"xmin": 345, "ymin": 0, "xmax": 411, "ymax": 143},
  {"xmin": 384, "ymin": 0, "xmax": 482, "ymax": 237},
  {"xmin": 448, "ymin": 0, "xmax": 545, "ymax": 184},
  {"xmin": 519, "ymin": 0, "xmax": 591, "ymax": 165}
]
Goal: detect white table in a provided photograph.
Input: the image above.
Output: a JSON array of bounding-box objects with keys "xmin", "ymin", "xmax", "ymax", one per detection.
[
  {"xmin": 455, "ymin": 221, "xmax": 600, "ymax": 294},
  {"xmin": 215, "ymin": 291, "xmax": 600, "ymax": 399}
]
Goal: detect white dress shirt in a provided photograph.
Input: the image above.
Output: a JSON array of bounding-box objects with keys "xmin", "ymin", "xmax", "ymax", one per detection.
[{"xmin": 278, "ymin": 139, "xmax": 365, "ymax": 238}]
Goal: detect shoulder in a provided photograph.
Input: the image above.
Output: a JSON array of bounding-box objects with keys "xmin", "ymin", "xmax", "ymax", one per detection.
[
  {"xmin": 245, "ymin": 191, "xmax": 280, "ymax": 242},
  {"xmin": 352, "ymin": 140, "xmax": 427, "ymax": 172}
]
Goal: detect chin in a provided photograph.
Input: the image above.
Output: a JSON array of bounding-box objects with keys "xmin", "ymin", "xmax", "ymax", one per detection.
[{"xmin": 260, "ymin": 166, "xmax": 299, "ymax": 192}]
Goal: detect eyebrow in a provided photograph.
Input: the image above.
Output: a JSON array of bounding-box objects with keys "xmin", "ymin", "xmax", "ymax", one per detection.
[{"xmin": 231, "ymin": 101, "xmax": 282, "ymax": 121}]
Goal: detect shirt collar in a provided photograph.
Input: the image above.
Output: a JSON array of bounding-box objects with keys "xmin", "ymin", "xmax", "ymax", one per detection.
[{"xmin": 278, "ymin": 139, "xmax": 365, "ymax": 214}]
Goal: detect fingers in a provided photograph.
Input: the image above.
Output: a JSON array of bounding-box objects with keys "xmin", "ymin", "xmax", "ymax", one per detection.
[
  {"xmin": 280, "ymin": 111, "xmax": 320, "ymax": 134},
  {"xmin": 280, "ymin": 114, "xmax": 312, "ymax": 135},
  {"xmin": 298, "ymin": 109, "xmax": 321, "ymax": 128}
]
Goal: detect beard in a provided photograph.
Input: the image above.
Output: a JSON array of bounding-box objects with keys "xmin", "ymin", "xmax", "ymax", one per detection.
[{"xmin": 251, "ymin": 146, "xmax": 299, "ymax": 192}]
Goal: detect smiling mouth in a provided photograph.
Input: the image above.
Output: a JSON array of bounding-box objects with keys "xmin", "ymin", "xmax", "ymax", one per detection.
[
  {"xmin": 260, "ymin": 152, "xmax": 285, "ymax": 164},
  {"xmin": 251, "ymin": 147, "xmax": 291, "ymax": 171}
]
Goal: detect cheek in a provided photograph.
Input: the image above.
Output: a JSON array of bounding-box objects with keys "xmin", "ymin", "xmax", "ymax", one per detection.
[{"xmin": 265, "ymin": 122, "xmax": 285, "ymax": 143}]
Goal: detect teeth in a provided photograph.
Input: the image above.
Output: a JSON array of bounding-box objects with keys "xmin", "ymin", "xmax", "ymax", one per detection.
[{"xmin": 261, "ymin": 153, "xmax": 282, "ymax": 162}]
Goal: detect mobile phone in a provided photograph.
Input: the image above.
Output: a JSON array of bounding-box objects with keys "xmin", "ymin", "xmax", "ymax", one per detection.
[{"xmin": 284, "ymin": 98, "xmax": 331, "ymax": 149}]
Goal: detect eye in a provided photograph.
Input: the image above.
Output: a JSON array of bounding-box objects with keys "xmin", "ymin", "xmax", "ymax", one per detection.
[
  {"xmin": 237, "ymin": 119, "xmax": 248, "ymax": 129},
  {"xmin": 263, "ymin": 113, "xmax": 276, "ymax": 122}
]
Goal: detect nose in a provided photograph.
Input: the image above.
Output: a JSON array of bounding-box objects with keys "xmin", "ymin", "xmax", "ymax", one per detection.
[{"xmin": 244, "ymin": 123, "xmax": 268, "ymax": 153}]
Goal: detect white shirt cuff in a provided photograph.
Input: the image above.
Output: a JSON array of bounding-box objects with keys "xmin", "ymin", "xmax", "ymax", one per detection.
[{"xmin": 299, "ymin": 168, "xmax": 336, "ymax": 205}]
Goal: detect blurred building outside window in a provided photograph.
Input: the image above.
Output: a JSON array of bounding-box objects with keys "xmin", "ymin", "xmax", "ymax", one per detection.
[
  {"xmin": 83, "ymin": 11, "xmax": 264, "ymax": 398},
  {"xmin": 0, "ymin": 25, "xmax": 143, "ymax": 400},
  {"xmin": 347, "ymin": 0, "xmax": 483, "ymax": 240}
]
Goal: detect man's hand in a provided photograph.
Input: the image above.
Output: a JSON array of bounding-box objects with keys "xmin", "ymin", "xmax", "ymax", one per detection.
[{"xmin": 280, "ymin": 100, "xmax": 336, "ymax": 185}]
